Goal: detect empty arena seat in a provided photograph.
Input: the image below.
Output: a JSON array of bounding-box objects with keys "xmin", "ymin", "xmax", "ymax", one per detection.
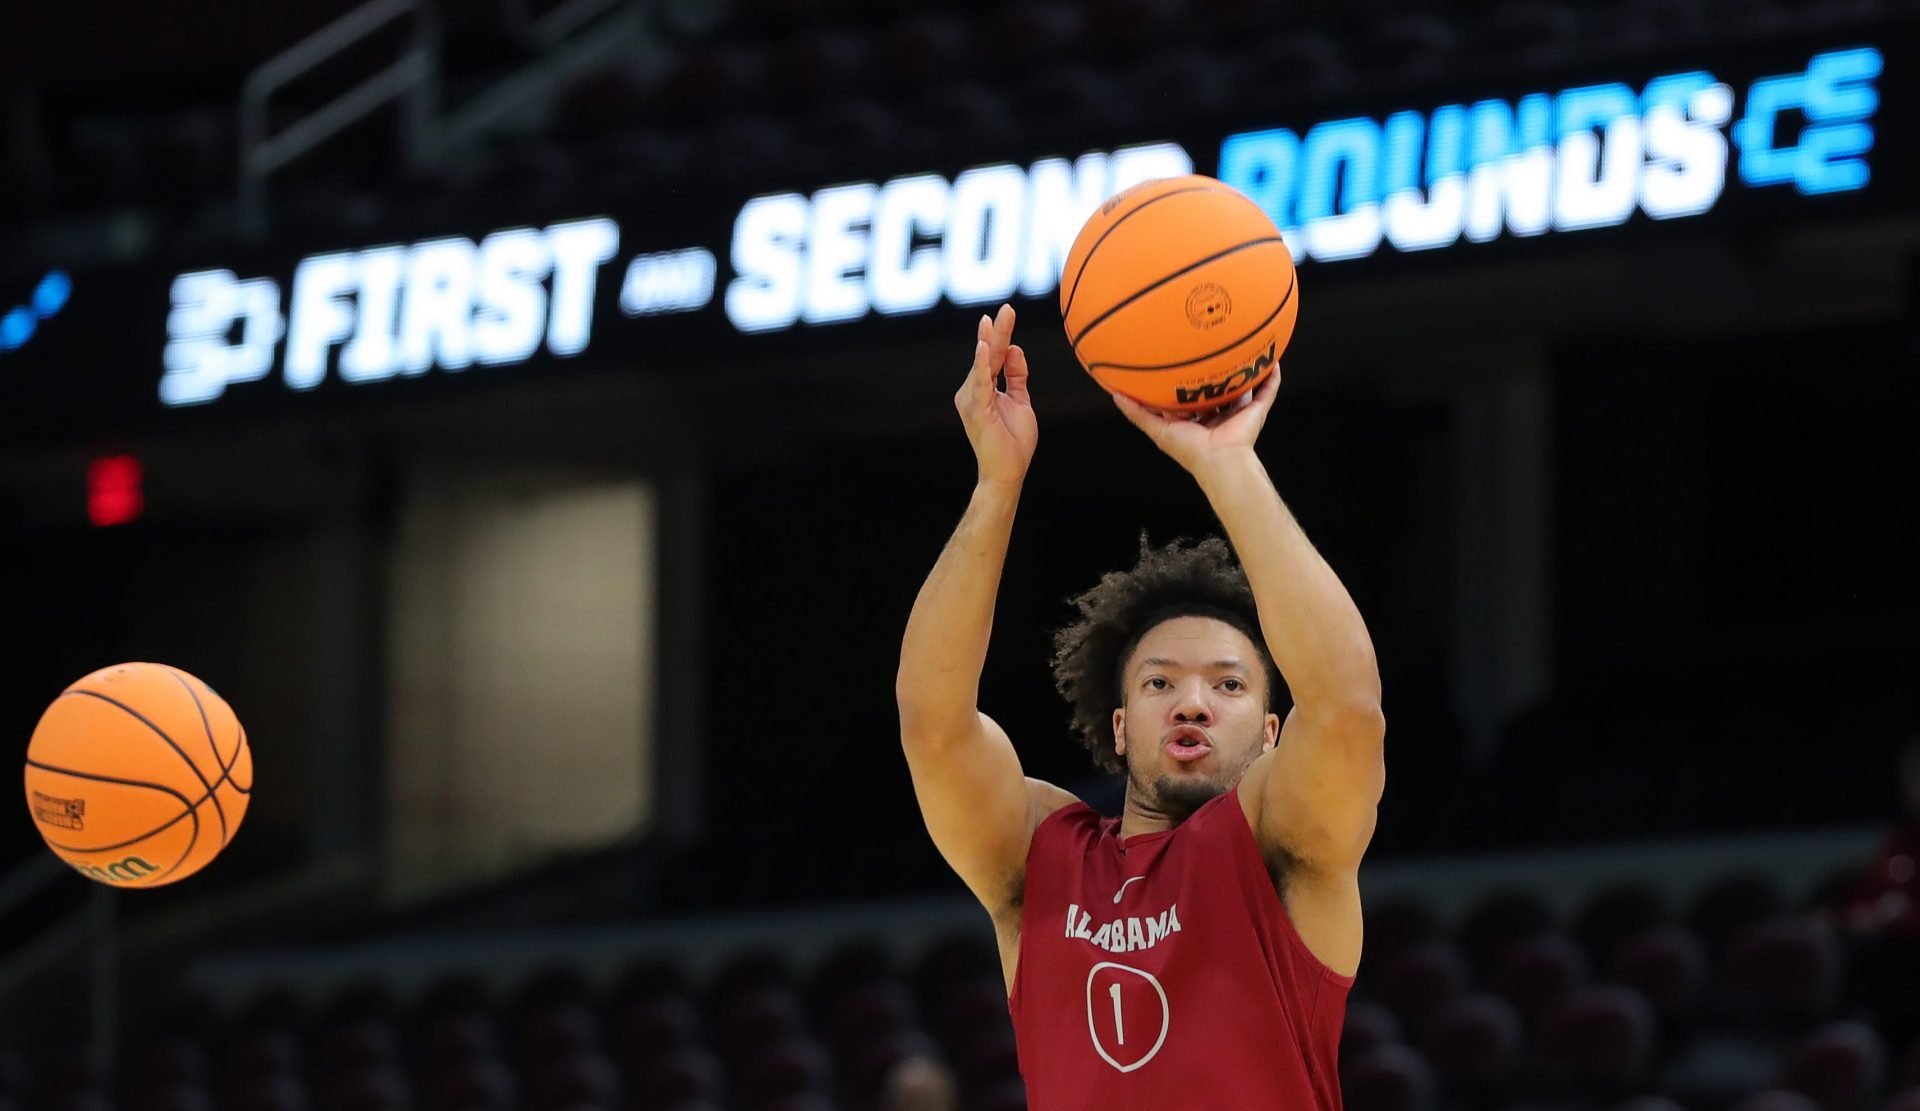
[
  {"xmin": 654, "ymin": 45, "xmax": 764, "ymax": 122},
  {"xmin": 904, "ymin": 83, "xmax": 1013, "ymax": 157},
  {"xmin": 1495, "ymin": 933, "xmax": 1592, "ymax": 1025},
  {"xmin": 1900, "ymin": 1035, "xmax": 1920, "ymax": 1092},
  {"xmin": 1420, "ymin": 993, "xmax": 1524, "ymax": 1090},
  {"xmin": 1659, "ymin": 1032, "xmax": 1777, "ymax": 1109},
  {"xmin": 1342, "ymin": 1044, "xmax": 1438, "ymax": 1111},
  {"xmin": 417, "ymin": 1012, "xmax": 500, "ymax": 1074},
  {"xmin": 1576, "ymin": 884, "xmax": 1675, "ymax": 970},
  {"xmin": 514, "ymin": 1002, "xmax": 602, "ymax": 1067},
  {"xmin": 528, "ymin": 1051, "xmax": 622, "ymax": 1110},
  {"xmin": 841, "ymin": 1032, "xmax": 943, "ymax": 1107},
  {"xmin": 1080, "ymin": 0, "xmax": 1177, "ymax": 57},
  {"xmin": 1612, "ymin": 926, "xmax": 1710, "ymax": 1022},
  {"xmin": 223, "ymin": 1030, "xmax": 302, "ymax": 1085},
  {"xmin": 1690, "ymin": 875, "xmax": 1788, "ymax": 955},
  {"xmin": 872, "ymin": 14, "xmax": 971, "ymax": 89},
  {"xmin": 1238, "ymin": 30, "xmax": 1350, "ymax": 103},
  {"xmin": 1533, "ymin": 986, "xmax": 1658, "ymax": 1092},
  {"xmin": 1779, "ymin": 1021, "xmax": 1888, "ymax": 1111},
  {"xmin": 798, "ymin": 99, "xmax": 901, "ymax": 164},
  {"xmin": 1015, "ymin": 65, "xmax": 1136, "ymax": 133},
  {"xmin": 762, "ymin": 29, "xmax": 871, "ymax": 104},
  {"xmin": 931, "ymin": 979, "xmax": 1011, "ymax": 1053},
  {"xmin": 1462, "ymin": 0, "xmax": 1583, "ymax": 61},
  {"xmin": 825, "ymin": 979, "xmax": 917, "ymax": 1055},
  {"xmin": 1735, "ymin": 1092, "xmax": 1827, "ymax": 1111},
  {"xmin": 317, "ymin": 1065, "xmax": 408, "ymax": 1111},
  {"xmin": 980, "ymin": 4, "xmax": 1084, "ymax": 71},
  {"xmin": 716, "ymin": 985, "xmax": 807, "ymax": 1060},
  {"xmin": 1180, "ymin": 0, "xmax": 1293, "ymax": 44},
  {"xmin": 316, "ymin": 1018, "xmax": 400, "ymax": 1074},
  {"xmin": 1375, "ymin": 940, "xmax": 1473, "ymax": 1030},
  {"xmin": 633, "ymin": 1048, "xmax": 723, "ymax": 1109},
  {"xmin": 957, "ymin": 1029, "xmax": 1022, "ymax": 1090},
  {"xmin": 972, "ymin": 1078, "xmax": 1029, "ymax": 1111},
  {"xmin": 611, "ymin": 995, "xmax": 701, "ymax": 1075},
  {"xmin": 1351, "ymin": 14, "xmax": 1457, "ymax": 80},
  {"xmin": 1343, "ymin": 1001, "xmax": 1404, "ymax": 1061},
  {"xmin": 221, "ymin": 1074, "xmax": 313, "ymax": 1111},
  {"xmin": 128, "ymin": 1087, "xmax": 213, "ymax": 1111},
  {"xmin": 750, "ymin": 1095, "xmax": 837, "ymax": 1111},
  {"xmin": 1366, "ymin": 897, "xmax": 1445, "ymax": 976},
  {"xmin": 1134, "ymin": 47, "xmax": 1239, "ymax": 124},
  {"xmin": 1458, "ymin": 889, "xmax": 1556, "ymax": 977},
  {"xmin": 700, "ymin": 115, "xmax": 801, "ymax": 185},
  {"xmin": 133, "ymin": 1038, "xmax": 209, "ymax": 1089},
  {"xmin": 548, "ymin": 62, "xmax": 652, "ymax": 139},
  {"xmin": 914, "ymin": 932, "xmax": 1000, "ymax": 1002},
  {"xmin": 1717, "ymin": 919, "xmax": 1842, "ymax": 1026},
  {"xmin": 420, "ymin": 1056, "xmax": 515, "ymax": 1111},
  {"xmin": 738, "ymin": 1038, "xmax": 834, "ymax": 1104}
]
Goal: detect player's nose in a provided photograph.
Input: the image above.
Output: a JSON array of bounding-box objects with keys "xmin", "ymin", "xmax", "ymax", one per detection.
[{"xmin": 1171, "ymin": 679, "xmax": 1213, "ymax": 724}]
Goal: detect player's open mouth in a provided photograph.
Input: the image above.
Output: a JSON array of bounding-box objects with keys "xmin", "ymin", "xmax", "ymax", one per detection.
[{"xmin": 1164, "ymin": 726, "xmax": 1213, "ymax": 762}]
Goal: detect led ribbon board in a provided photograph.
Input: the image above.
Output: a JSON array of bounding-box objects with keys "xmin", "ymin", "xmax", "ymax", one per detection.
[
  {"xmin": 1, "ymin": 31, "xmax": 1906, "ymax": 429},
  {"xmin": 1215, "ymin": 46, "xmax": 1883, "ymax": 264}
]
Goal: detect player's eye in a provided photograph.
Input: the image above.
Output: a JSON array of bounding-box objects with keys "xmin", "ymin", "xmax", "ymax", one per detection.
[
  {"xmin": 1220, "ymin": 678, "xmax": 1245, "ymax": 693},
  {"xmin": 1144, "ymin": 676, "xmax": 1170, "ymax": 691}
]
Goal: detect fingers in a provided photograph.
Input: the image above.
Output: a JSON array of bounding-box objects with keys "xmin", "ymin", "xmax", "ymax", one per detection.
[
  {"xmin": 985, "ymin": 303, "xmax": 1015, "ymax": 382},
  {"xmin": 1003, "ymin": 343, "xmax": 1031, "ymax": 406},
  {"xmin": 1110, "ymin": 390, "xmax": 1163, "ymax": 437},
  {"xmin": 957, "ymin": 334, "xmax": 990, "ymax": 412}
]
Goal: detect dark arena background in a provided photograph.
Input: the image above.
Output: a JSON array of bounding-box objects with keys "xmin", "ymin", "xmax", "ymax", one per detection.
[{"xmin": 3, "ymin": 0, "xmax": 1920, "ymax": 1109}]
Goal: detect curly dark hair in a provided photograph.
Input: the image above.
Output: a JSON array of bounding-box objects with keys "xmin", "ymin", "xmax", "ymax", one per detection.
[{"xmin": 1051, "ymin": 535, "xmax": 1282, "ymax": 774}]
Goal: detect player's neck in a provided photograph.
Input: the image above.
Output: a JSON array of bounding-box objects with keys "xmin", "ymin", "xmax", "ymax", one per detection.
[{"xmin": 1118, "ymin": 791, "xmax": 1190, "ymax": 839}]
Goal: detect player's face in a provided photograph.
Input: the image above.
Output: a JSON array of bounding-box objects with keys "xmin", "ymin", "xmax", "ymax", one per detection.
[{"xmin": 1112, "ymin": 616, "xmax": 1280, "ymax": 817}]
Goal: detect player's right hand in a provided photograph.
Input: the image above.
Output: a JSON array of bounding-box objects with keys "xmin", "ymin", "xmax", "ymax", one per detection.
[{"xmin": 954, "ymin": 303, "xmax": 1036, "ymax": 488}]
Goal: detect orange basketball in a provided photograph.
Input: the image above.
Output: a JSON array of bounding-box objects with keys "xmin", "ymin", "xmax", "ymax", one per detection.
[
  {"xmin": 23, "ymin": 663, "xmax": 252, "ymax": 887},
  {"xmin": 1060, "ymin": 174, "xmax": 1298, "ymax": 412}
]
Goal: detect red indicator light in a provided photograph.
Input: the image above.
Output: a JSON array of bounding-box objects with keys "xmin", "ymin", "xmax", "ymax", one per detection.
[{"xmin": 87, "ymin": 455, "xmax": 144, "ymax": 527}]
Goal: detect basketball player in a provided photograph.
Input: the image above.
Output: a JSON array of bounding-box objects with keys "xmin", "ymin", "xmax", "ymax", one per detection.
[{"xmin": 897, "ymin": 304, "xmax": 1384, "ymax": 1108}]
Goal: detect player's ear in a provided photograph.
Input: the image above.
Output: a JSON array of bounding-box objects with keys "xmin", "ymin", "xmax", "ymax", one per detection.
[
  {"xmin": 1112, "ymin": 707, "xmax": 1128, "ymax": 757},
  {"xmin": 1263, "ymin": 711, "xmax": 1280, "ymax": 753}
]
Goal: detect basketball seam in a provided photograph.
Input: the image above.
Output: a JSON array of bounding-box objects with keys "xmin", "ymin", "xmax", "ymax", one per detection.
[
  {"xmin": 35, "ymin": 756, "xmax": 239, "ymax": 863},
  {"xmin": 27, "ymin": 757, "xmax": 202, "ymax": 881},
  {"xmin": 29, "ymin": 753, "xmax": 240, "ymax": 847},
  {"xmin": 1083, "ymin": 270, "xmax": 1297, "ymax": 373},
  {"xmin": 1061, "ymin": 184, "xmax": 1235, "ymax": 325},
  {"xmin": 158, "ymin": 666, "xmax": 232, "ymax": 846},
  {"xmin": 1067, "ymin": 236, "xmax": 1287, "ymax": 353},
  {"xmin": 65, "ymin": 687, "xmax": 228, "ymax": 849}
]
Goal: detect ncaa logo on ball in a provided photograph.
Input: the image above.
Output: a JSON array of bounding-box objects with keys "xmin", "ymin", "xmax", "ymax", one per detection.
[
  {"xmin": 1185, "ymin": 284, "xmax": 1232, "ymax": 331},
  {"xmin": 1173, "ymin": 337, "xmax": 1277, "ymax": 406}
]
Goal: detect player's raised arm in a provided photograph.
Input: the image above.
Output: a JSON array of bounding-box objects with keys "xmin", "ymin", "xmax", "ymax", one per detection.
[
  {"xmin": 1112, "ymin": 377, "xmax": 1386, "ymax": 877},
  {"xmin": 897, "ymin": 305, "xmax": 1068, "ymax": 916}
]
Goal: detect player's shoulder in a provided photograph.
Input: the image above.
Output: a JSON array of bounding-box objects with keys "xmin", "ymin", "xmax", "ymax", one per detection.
[{"xmin": 1024, "ymin": 777, "xmax": 1087, "ymax": 832}]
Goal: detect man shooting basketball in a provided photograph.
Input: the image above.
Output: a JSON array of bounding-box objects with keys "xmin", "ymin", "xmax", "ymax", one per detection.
[{"xmin": 896, "ymin": 304, "xmax": 1384, "ymax": 1108}]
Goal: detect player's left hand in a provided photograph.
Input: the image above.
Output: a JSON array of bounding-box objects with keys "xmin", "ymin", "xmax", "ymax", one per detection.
[{"xmin": 1111, "ymin": 368, "xmax": 1280, "ymax": 477}]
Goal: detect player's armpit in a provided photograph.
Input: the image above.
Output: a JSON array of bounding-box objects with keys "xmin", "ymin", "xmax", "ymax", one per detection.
[
  {"xmin": 902, "ymin": 711, "xmax": 1077, "ymax": 914},
  {"xmin": 1241, "ymin": 704, "xmax": 1385, "ymax": 874}
]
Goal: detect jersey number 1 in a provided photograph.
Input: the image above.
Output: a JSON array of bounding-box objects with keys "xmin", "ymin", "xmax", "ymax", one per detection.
[{"xmin": 1085, "ymin": 962, "xmax": 1170, "ymax": 1073}]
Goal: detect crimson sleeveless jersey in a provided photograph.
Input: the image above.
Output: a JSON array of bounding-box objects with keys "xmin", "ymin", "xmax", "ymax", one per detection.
[{"xmin": 1008, "ymin": 785, "xmax": 1353, "ymax": 1110}]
